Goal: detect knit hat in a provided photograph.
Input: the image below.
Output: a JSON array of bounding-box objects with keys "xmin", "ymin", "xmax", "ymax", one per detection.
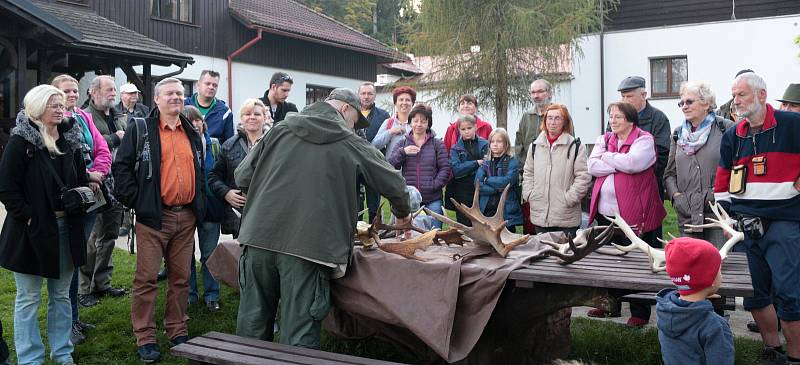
[{"xmin": 665, "ymin": 237, "xmax": 721, "ymax": 295}]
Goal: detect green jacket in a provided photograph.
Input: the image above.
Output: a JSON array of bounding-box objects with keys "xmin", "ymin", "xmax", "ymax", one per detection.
[
  {"xmin": 514, "ymin": 110, "xmax": 543, "ymax": 172},
  {"xmin": 234, "ymin": 102, "xmax": 411, "ymax": 264}
]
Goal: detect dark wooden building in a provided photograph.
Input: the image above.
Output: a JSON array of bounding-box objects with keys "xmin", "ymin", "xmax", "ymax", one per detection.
[{"xmin": 606, "ymin": 0, "xmax": 800, "ymax": 30}]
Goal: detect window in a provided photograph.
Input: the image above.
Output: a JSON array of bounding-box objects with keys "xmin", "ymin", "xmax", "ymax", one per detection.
[
  {"xmin": 181, "ymin": 79, "xmax": 194, "ymax": 97},
  {"xmin": 306, "ymin": 85, "xmax": 335, "ymax": 105},
  {"xmin": 151, "ymin": 0, "xmax": 193, "ymax": 23},
  {"xmin": 650, "ymin": 56, "xmax": 687, "ymax": 97}
]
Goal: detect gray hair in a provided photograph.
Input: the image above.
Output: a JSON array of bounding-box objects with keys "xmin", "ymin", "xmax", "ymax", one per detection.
[
  {"xmin": 154, "ymin": 77, "xmax": 183, "ymax": 96},
  {"xmin": 734, "ymin": 72, "xmax": 767, "ymax": 96},
  {"xmin": 531, "ymin": 79, "xmax": 552, "ymax": 92},
  {"xmin": 680, "ymin": 81, "xmax": 717, "ymax": 112},
  {"xmin": 456, "ymin": 113, "xmax": 476, "ymax": 126},
  {"xmin": 90, "ymin": 75, "xmax": 115, "ymax": 92}
]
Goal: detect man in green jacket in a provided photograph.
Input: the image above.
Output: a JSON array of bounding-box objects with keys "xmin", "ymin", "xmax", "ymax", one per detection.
[{"xmin": 233, "ymin": 88, "xmax": 411, "ymax": 348}]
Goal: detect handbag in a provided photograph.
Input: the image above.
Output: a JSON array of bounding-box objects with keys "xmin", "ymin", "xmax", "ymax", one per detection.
[{"xmin": 41, "ymin": 152, "xmax": 96, "ymax": 214}]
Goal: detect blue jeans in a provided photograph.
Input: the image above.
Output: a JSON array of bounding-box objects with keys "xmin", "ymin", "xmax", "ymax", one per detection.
[
  {"xmin": 14, "ymin": 218, "xmax": 74, "ymax": 365},
  {"xmin": 424, "ymin": 199, "xmax": 444, "ymax": 229},
  {"xmin": 189, "ymin": 221, "xmax": 221, "ymax": 303},
  {"xmin": 70, "ymin": 211, "xmax": 97, "ymax": 322}
]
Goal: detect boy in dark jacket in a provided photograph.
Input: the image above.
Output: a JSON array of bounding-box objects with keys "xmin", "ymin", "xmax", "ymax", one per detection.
[{"xmin": 656, "ymin": 237, "xmax": 734, "ymax": 365}]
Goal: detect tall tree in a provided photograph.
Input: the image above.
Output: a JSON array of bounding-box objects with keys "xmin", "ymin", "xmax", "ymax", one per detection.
[
  {"xmin": 297, "ymin": 0, "xmax": 410, "ymax": 46},
  {"xmin": 405, "ymin": 0, "xmax": 614, "ymax": 128}
]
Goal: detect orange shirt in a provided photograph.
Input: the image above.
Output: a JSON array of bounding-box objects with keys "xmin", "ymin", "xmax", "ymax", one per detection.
[{"xmin": 159, "ymin": 118, "xmax": 195, "ymax": 206}]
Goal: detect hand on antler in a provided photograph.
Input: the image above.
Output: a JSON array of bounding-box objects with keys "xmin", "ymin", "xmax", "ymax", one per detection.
[
  {"xmin": 541, "ymin": 225, "xmax": 616, "ymax": 264},
  {"xmin": 684, "ymin": 202, "xmax": 744, "ymax": 259}
]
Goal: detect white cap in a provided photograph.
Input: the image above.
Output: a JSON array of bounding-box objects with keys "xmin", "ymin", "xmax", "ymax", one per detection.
[{"xmin": 120, "ymin": 83, "xmax": 140, "ymax": 94}]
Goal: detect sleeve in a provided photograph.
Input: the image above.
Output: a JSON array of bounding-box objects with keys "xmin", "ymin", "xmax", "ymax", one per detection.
[
  {"xmin": 450, "ymin": 146, "xmax": 480, "ymax": 179},
  {"xmin": 357, "ymin": 142, "xmax": 411, "ymax": 218},
  {"xmin": 653, "ymin": 115, "xmax": 672, "ymax": 176},
  {"xmin": 475, "ymin": 165, "xmax": 494, "ymax": 195},
  {"xmin": 664, "ymin": 131, "xmax": 679, "ymax": 199},
  {"xmin": 514, "ymin": 115, "xmax": 527, "ymax": 160},
  {"xmin": 702, "ymin": 320, "xmax": 735, "ymax": 365},
  {"xmin": 371, "ymin": 119, "xmax": 392, "ymax": 150},
  {"xmin": 432, "ymin": 140, "xmax": 451, "ymax": 190},
  {"xmin": 387, "ymin": 141, "xmax": 406, "ymax": 168},
  {"xmin": 599, "ymin": 135, "xmax": 656, "ymax": 174},
  {"xmin": 521, "ymin": 143, "xmax": 535, "ymax": 202},
  {"xmin": 208, "ymin": 149, "xmax": 232, "ymax": 201},
  {"xmin": 443, "ymin": 123, "xmax": 456, "ymax": 151},
  {"xmin": 587, "ymin": 134, "xmax": 616, "ymax": 177},
  {"xmin": 483, "ymin": 157, "xmax": 519, "ymax": 192},
  {"xmin": 111, "ymin": 121, "xmax": 139, "ymax": 207},
  {"xmin": 565, "ymin": 143, "xmax": 592, "ymax": 206},
  {"xmin": 714, "ymin": 129, "xmax": 734, "ymax": 209},
  {"xmin": 0, "ymin": 138, "xmax": 34, "ymax": 221},
  {"xmin": 85, "ymin": 113, "xmax": 112, "ymax": 175},
  {"xmin": 287, "ymin": 103, "xmax": 299, "ymax": 113}
]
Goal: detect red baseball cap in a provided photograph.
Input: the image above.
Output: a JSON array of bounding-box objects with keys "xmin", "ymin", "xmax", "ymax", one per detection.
[{"xmin": 665, "ymin": 237, "xmax": 721, "ymax": 295}]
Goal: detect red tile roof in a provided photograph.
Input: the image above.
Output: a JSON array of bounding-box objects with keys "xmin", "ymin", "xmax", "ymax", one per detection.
[{"xmin": 229, "ymin": 0, "xmax": 405, "ymax": 62}]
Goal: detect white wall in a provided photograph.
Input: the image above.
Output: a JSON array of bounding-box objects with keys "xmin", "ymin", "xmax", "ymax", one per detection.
[{"xmin": 597, "ymin": 14, "xmax": 800, "ymax": 131}]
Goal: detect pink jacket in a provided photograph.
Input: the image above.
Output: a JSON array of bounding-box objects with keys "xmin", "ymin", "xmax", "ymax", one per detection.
[
  {"xmin": 587, "ymin": 127, "xmax": 665, "ymax": 234},
  {"xmin": 67, "ymin": 108, "xmax": 112, "ymax": 175}
]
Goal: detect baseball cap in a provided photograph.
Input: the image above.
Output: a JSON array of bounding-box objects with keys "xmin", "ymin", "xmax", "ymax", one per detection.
[
  {"xmin": 617, "ymin": 76, "xmax": 646, "ymax": 92},
  {"xmin": 119, "ymin": 83, "xmax": 140, "ymax": 94},
  {"xmin": 665, "ymin": 237, "xmax": 721, "ymax": 295},
  {"xmin": 326, "ymin": 88, "xmax": 369, "ymax": 129}
]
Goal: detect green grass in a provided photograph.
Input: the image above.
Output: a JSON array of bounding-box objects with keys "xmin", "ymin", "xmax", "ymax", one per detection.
[{"xmin": 0, "ymin": 202, "xmax": 759, "ymax": 364}]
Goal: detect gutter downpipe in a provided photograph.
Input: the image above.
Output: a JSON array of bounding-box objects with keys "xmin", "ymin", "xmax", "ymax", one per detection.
[
  {"xmin": 227, "ymin": 28, "xmax": 263, "ymax": 106},
  {"xmin": 599, "ymin": 1, "xmax": 606, "ymax": 133}
]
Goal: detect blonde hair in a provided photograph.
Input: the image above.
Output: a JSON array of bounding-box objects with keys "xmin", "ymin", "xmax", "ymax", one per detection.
[
  {"xmin": 485, "ymin": 128, "xmax": 513, "ymax": 158},
  {"xmin": 238, "ymin": 98, "xmax": 271, "ymax": 130},
  {"xmin": 24, "ymin": 85, "xmax": 66, "ymax": 155},
  {"xmin": 51, "ymin": 74, "xmax": 79, "ymax": 88}
]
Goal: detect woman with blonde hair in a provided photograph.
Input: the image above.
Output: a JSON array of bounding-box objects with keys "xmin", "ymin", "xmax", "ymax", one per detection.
[
  {"xmin": 475, "ymin": 128, "xmax": 523, "ymax": 229},
  {"xmin": 0, "ymin": 84, "xmax": 90, "ymax": 365},
  {"xmin": 522, "ymin": 104, "xmax": 591, "ymax": 235},
  {"xmin": 208, "ymin": 98, "xmax": 271, "ymax": 237}
]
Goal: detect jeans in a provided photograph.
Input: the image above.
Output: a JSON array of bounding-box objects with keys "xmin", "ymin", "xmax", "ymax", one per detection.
[
  {"xmin": 70, "ymin": 211, "xmax": 97, "ymax": 322},
  {"xmin": 424, "ymin": 199, "xmax": 444, "ymax": 229},
  {"xmin": 14, "ymin": 218, "xmax": 74, "ymax": 365},
  {"xmin": 189, "ymin": 221, "xmax": 221, "ymax": 303}
]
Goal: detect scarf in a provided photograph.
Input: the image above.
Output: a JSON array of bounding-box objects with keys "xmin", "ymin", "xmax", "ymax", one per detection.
[{"xmin": 677, "ymin": 112, "xmax": 715, "ymax": 156}]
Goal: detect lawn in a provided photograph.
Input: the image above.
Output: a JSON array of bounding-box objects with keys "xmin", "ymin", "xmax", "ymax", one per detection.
[{"xmin": 0, "ymin": 202, "xmax": 762, "ymax": 364}]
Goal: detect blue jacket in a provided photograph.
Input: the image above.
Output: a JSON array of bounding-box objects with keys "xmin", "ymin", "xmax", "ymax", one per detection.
[
  {"xmin": 202, "ymin": 131, "xmax": 225, "ymax": 223},
  {"xmin": 450, "ymin": 137, "xmax": 489, "ymax": 179},
  {"xmin": 475, "ymin": 155, "xmax": 522, "ymax": 226},
  {"xmin": 185, "ymin": 94, "xmax": 235, "ymax": 143},
  {"xmin": 363, "ymin": 106, "xmax": 390, "ymax": 142},
  {"xmin": 656, "ymin": 289, "xmax": 734, "ymax": 365}
]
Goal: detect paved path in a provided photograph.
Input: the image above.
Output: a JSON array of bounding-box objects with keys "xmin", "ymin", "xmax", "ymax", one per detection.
[{"xmin": 0, "ymin": 204, "xmax": 766, "ymax": 341}]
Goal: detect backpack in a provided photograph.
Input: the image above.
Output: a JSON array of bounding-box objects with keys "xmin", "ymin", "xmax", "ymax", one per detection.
[
  {"xmin": 529, "ymin": 134, "xmax": 582, "ymax": 164},
  {"xmin": 132, "ymin": 117, "xmax": 152, "ymax": 180}
]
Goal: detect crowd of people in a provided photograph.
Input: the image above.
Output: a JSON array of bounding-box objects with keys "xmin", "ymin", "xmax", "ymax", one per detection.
[{"xmin": 0, "ymin": 66, "xmax": 798, "ymax": 365}]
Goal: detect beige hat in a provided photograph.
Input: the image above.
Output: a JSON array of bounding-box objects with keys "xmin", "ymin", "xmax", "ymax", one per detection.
[{"xmin": 119, "ymin": 83, "xmax": 140, "ymax": 94}]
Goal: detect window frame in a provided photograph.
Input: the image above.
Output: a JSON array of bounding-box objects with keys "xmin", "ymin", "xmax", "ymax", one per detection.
[
  {"xmin": 150, "ymin": 0, "xmax": 195, "ymax": 25},
  {"xmin": 306, "ymin": 84, "xmax": 335, "ymax": 106},
  {"xmin": 649, "ymin": 55, "xmax": 688, "ymax": 98}
]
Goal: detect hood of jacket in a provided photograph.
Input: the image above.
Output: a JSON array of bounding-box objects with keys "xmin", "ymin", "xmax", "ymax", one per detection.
[
  {"xmin": 656, "ymin": 288, "xmax": 716, "ymax": 338},
  {"xmin": 283, "ymin": 102, "xmax": 354, "ymax": 144},
  {"xmin": 12, "ymin": 111, "xmax": 83, "ymax": 150}
]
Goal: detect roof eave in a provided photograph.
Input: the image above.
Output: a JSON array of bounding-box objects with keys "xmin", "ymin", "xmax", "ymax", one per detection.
[
  {"xmin": 3, "ymin": 0, "xmax": 82, "ymax": 41},
  {"xmin": 68, "ymin": 42, "xmax": 194, "ymax": 67}
]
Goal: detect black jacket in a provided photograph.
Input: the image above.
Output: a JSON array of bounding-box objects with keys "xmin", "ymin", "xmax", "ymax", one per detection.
[
  {"xmin": 259, "ymin": 90, "xmax": 298, "ymax": 124},
  {"xmin": 208, "ymin": 131, "xmax": 250, "ymax": 236},
  {"xmin": 0, "ymin": 113, "xmax": 88, "ymax": 278},
  {"xmin": 362, "ymin": 105, "xmax": 390, "ymax": 142},
  {"xmin": 112, "ymin": 110, "xmax": 206, "ymax": 230}
]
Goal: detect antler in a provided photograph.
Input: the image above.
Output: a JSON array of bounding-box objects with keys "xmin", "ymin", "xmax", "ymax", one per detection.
[
  {"xmin": 378, "ymin": 230, "xmax": 439, "ymax": 261},
  {"xmin": 605, "ymin": 215, "xmax": 666, "ymax": 272},
  {"xmin": 425, "ymin": 183, "xmax": 529, "ymax": 257},
  {"xmin": 541, "ymin": 224, "xmax": 617, "ymax": 264},
  {"xmin": 684, "ymin": 202, "xmax": 745, "ymax": 260}
]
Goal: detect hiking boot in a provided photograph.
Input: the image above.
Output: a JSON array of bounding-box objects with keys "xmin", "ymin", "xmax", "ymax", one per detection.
[
  {"xmin": 758, "ymin": 347, "xmax": 787, "ymax": 365},
  {"xmin": 95, "ymin": 287, "xmax": 127, "ymax": 298},
  {"xmin": 78, "ymin": 293, "xmax": 99, "ymax": 307},
  {"xmin": 75, "ymin": 320, "xmax": 96, "ymax": 332},
  {"xmin": 587, "ymin": 308, "xmax": 621, "ymax": 318},
  {"xmin": 137, "ymin": 343, "xmax": 160, "ymax": 363},
  {"xmin": 169, "ymin": 335, "xmax": 189, "ymax": 347},
  {"xmin": 626, "ymin": 316, "xmax": 649, "ymax": 328},
  {"xmin": 70, "ymin": 323, "xmax": 85, "ymax": 345}
]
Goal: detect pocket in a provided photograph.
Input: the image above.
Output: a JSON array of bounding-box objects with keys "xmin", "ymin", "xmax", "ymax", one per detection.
[{"xmin": 308, "ymin": 268, "xmax": 331, "ymax": 321}]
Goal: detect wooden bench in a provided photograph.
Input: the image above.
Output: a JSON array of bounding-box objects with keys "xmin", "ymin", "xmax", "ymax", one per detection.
[
  {"xmin": 620, "ymin": 292, "xmax": 737, "ymax": 312},
  {"xmin": 171, "ymin": 331, "xmax": 406, "ymax": 365}
]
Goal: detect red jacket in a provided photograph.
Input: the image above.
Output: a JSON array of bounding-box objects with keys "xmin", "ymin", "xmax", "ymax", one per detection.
[{"xmin": 443, "ymin": 116, "xmax": 493, "ymax": 152}]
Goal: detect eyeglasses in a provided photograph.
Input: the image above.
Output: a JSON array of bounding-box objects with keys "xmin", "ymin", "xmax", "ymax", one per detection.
[
  {"xmin": 678, "ymin": 99, "xmax": 696, "ymax": 108},
  {"xmin": 47, "ymin": 103, "xmax": 66, "ymax": 111}
]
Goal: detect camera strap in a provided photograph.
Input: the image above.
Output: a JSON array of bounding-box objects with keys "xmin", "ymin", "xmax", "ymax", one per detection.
[{"xmin": 40, "ymin": 151, "xmax": 68, "ymax": 192}]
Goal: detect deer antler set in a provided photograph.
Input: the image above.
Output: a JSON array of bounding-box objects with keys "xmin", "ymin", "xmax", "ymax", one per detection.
[{"xmin": 539, "ymin": 224, "xmax": 618, "ymax": 265}]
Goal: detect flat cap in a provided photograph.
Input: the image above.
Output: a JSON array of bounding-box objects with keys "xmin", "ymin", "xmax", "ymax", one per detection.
[
  {"xmin": 326, "ymin": 88, "xmax": 370, "ymax": 129},
  {"xmin": 777, "ymin": 83, "xmax": 800, "ymax": 104},
  {"xmin": 618, "ymin": 76, "xmax": 646, "ymax": 92}
]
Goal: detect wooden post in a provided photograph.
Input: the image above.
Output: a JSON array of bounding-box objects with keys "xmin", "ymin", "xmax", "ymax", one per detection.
[
  {"xmin": 142, "ymin": 63, "xmax": 152, "ymax": 107},
  {"xmin": 16, "ymin": 38, "xmax": 27, "ymax": 114},
  {"xmin": 37, "ymin": 48, "xmax": 50, "ymax": 85}
]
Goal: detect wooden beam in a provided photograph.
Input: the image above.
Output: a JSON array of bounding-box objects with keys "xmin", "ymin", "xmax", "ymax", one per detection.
[
  {"xmin": 120, "ymin": 64, "xmax": 146, "ymax": 95},
  {"xmin": 37, "ymin": 48, "xmax": 51, "ymax": 84},
  {"xmin": 16, "ymin": 38, "xmax": 26, "ymax": 117},
  {"xmin": 142, "ymin": 63, "xmax": 152, "ymax": 108}
]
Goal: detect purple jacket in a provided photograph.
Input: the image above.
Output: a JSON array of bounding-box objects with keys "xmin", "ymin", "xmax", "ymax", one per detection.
[{"xmin": 388, "ymin": 132, "xmax": 451, "ymax": 204}]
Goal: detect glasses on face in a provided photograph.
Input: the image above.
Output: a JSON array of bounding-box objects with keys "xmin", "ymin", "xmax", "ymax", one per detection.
[
  {"xmin": 678, "ymin": 99, "xmax": 696, "ymax": 108},
  {"xmin": 47, "ymin": 103, "xmax": 66, "ymax": 111}
]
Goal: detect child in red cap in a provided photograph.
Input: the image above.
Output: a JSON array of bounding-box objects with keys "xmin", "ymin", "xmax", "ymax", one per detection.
[{"xmin": 656, "ymin": 237, "xmax": 734, "ymax": 365}]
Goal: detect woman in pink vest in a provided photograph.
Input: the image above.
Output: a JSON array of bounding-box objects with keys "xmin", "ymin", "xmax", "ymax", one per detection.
[{"xmin": 586, "ymin": 101, "xmax": 666, "ymax": 327}]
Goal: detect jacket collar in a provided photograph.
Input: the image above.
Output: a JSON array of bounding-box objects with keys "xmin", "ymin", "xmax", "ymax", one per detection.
[
  {"xmin": 735, "ymin": 103, "xmax": 777, "ymax": 137},
  {"xmin": 535, "ymin": 132, "xmax": 573, "ymax": 146},
  {"xmin": 11, "ymin": 111, "xmax": 83, "ymax": 150}
]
